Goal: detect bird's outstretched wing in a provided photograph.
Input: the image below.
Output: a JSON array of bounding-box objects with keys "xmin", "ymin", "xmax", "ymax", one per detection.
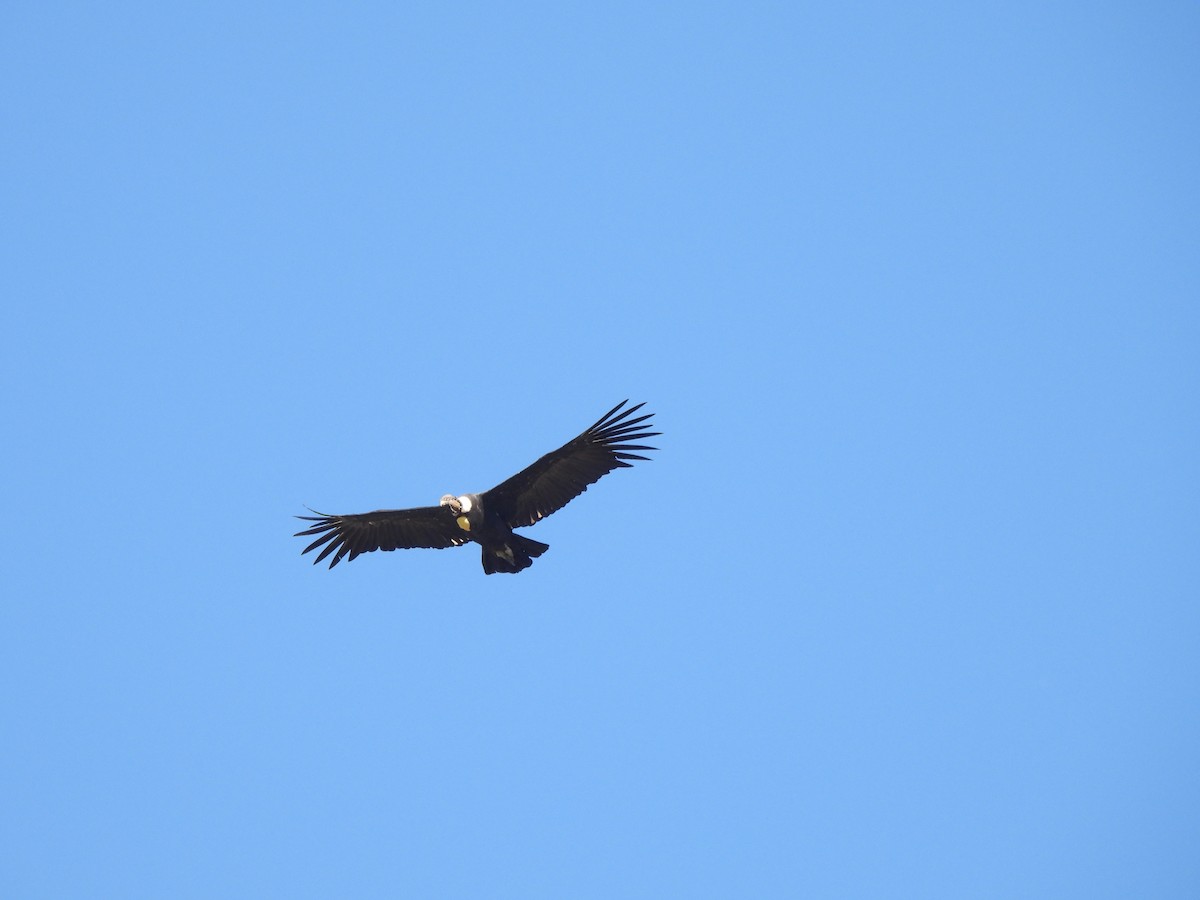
[
  {"xmin": 295, "ymin": 505, "xmax": 468, "ymax": 568},
  {"xmin": 483, "ymin": 400, "xmax": 659, "ymax": 529}
]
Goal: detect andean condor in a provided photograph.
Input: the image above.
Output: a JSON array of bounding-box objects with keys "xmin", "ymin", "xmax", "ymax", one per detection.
[{"xmin": 295, "ymin": 400, "xmax": 658, "ymax": 574}]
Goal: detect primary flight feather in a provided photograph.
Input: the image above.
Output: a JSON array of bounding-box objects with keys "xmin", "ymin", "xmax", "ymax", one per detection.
[{"xmin": 295, "ymin": 400, "xmax": 658, "ymax": 574}]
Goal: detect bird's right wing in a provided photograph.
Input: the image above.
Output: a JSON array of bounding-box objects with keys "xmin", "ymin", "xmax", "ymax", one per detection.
[{"xmin": 294, "ymin": 505, "xmax": 468, "ymax": 568}]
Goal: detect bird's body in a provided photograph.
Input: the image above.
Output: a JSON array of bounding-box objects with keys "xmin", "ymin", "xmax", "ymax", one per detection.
[
  {"xmin": 295, "ymin": 400, "xmax": 657, "ymax": 574},
  {"xmin": 438, "ymin": 491, "xmax": 549, "ymax": 574}
]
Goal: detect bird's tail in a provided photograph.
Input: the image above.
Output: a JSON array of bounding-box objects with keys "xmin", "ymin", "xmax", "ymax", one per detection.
[{"xmin": 482, "ymin": 534, "xmax": 550, "ymax": 574}]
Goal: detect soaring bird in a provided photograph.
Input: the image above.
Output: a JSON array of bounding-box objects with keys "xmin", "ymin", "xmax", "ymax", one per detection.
[{"xmin": 295, "ymin": 400, "xmax": 658, "ymax": 574}]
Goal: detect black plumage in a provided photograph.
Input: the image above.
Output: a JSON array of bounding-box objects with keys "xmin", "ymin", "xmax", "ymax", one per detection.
[{"xmin": 295, "ymin": 400, "xmax": 658, "ymax": 574}]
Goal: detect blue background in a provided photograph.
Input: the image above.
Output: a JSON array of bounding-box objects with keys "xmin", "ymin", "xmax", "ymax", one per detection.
[{"xmin": 3, "ymin": 3, "xmax": 1197, "ymax": 896}]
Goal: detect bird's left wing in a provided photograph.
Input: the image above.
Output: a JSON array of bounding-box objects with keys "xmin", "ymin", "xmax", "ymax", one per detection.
[
  {"xmin": 295, "ymin": 505, "xmax": 468, "ymax": 568},
  {"xmin": 483, "ymin": 400, "xmax": 659, "ymax": 528}
]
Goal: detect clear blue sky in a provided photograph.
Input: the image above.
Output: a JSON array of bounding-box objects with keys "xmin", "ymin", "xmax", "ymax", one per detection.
[{"xmin": 2, "ymin": 3, "xmax": 1197, "ymax": 897}]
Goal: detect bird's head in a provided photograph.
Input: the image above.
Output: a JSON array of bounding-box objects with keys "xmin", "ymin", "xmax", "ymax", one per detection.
[{"xmin": 441, "ymin": 493, "xmax": 475, "ymax": 532}]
